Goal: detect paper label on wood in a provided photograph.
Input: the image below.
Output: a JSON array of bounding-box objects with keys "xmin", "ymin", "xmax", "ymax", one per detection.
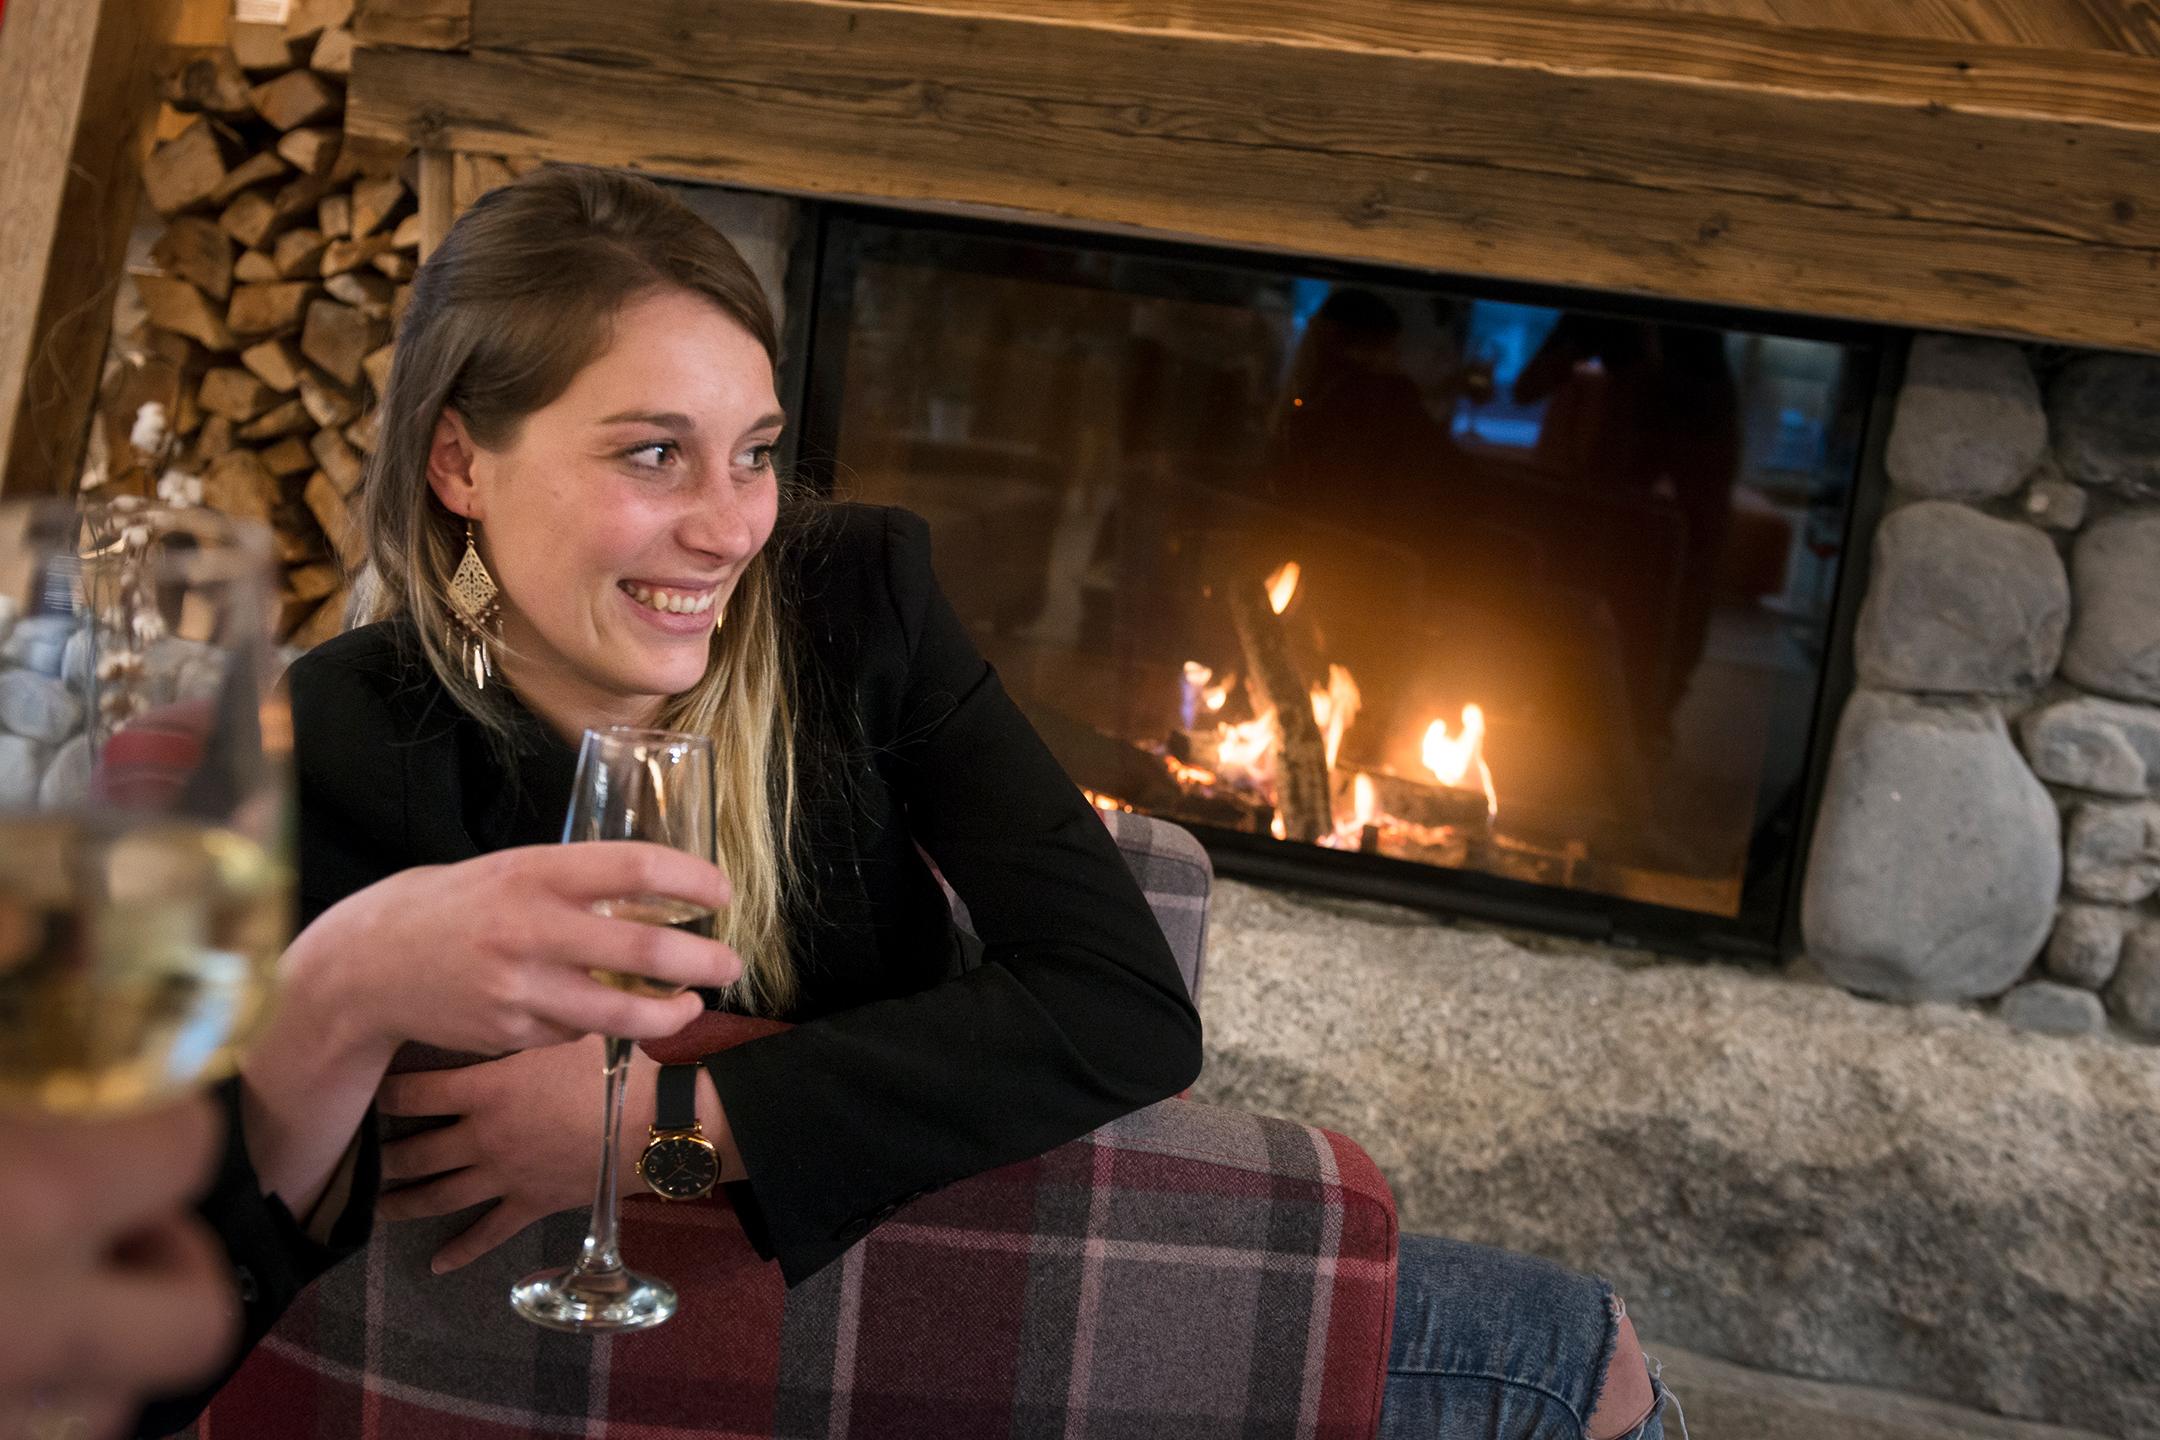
[{"xmin": 234, "ymin": 0, "xmax": 294, "ymax": 22}]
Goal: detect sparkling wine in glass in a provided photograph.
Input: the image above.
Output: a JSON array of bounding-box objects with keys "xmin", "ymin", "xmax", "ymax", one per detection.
[
  {"xmin": 0, "ymin": 499, "xmax": 290, "ymax": 1117},
  {"xmin": 509, "ymin": 725, "xmax": 715, "ymax": 1333}
]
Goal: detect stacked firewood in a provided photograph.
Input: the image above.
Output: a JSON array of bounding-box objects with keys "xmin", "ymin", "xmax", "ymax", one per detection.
[{"xmin": 98, "ymin": 0, "xmax": 414, "ymax": 649}]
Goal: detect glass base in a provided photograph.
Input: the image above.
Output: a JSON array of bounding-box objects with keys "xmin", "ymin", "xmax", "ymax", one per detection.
[{"xmin": 510, "ymin": 1264, "xmax": 677, "ymax": 1334}]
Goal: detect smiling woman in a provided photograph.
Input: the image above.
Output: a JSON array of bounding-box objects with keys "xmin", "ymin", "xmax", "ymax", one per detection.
[{"xmin": 140, "ymin": 165, "xmax": 1211, "ymax": 1437}]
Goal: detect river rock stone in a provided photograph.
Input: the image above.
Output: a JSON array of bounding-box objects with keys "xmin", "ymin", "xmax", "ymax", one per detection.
[
  {"xmin": 1196, "ymin": 877, "xmax": 2160, "ymax": 1439},
  {"xmin": 2107, "ymin": 923, "xmax": 2160, "ymax": 1039},
  {"xmin": 1999, "ymin": 980, "xmax": 2107, "ymax": 1037},
  {"xmin": 2064, "ymin": 800, "xmax": 2160, "ymax": 904},
  {"xmin": 1886, "ymin": 336, "xmax": 2047, "ymax": 500},
  {"xmin": 0, "ymin": 669, "xmax": 83, "ymax": 744},
  {"xmin": 60, "ymin": 627, "xmax": 91, "ymax": 690},
  {"xmin": 0, "ymin": 734, "xmax": 46, "ymax": 807},
  {"xmin": 2021, "ymin": 464, "xmax": 2089, "ymax": 533},
  {"xmin": 1, "ymin": 616, "xmax": 73, "ymax": 676},
  {"xmin": 2046, "ymin": 903, "xmax": 2131, "ymax": 989},
  {"xmin": 2020, "ymin": 694, "xmax": 2160, "ymax": 796},
  {"xmin": 1802, "ymin": 691, "xmax": 2059, "ymax": 999},
  {"xmin": 2052, "ymin": 354, "xmax": 2160, "ymax": 501},
  {"xmin": 1855, "ymin": 502, "xmax": 2069, "ymax": 694},
  {"xmin": 2063, "ymin": 509, "xmax": 2160, "ymax": 703},
  {"xmin": 36, "ymin": 734, "xmax": 89, "ymax": 809}
]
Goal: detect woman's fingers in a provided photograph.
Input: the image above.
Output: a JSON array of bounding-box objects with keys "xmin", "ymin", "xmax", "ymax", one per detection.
[
  {"xmin": 429, "ymin": 1199, "xmax": 547, "ymax": 1275},
  {"xmin": 376, "ymin": 1069, "xmax": 468, "ymax": 1119},
  {"xmin": 541, "ymin": 906, "xmax": 742, "ymax": 992},
  {"xmin": 526, "ymin": 842, "xmax": 732, "ymax": 912},
  {"xmin": 378, "ymin": 1166, "xmax": 503, "ymax": 1223},
  {"xmin": 0, "ymin": 1101, "xmax": 221, "ymax": 1258},
  {"xmin": 380, "ymin": 1122, "xmax": 478, "ymax": 1183},
  {"xmin": 519, "ymin": 964, "xmax": 708, "ymax": 1042},
  {"xmin": 4, "ymin": 1215, "xmax": 237, "ymax": 1394}
]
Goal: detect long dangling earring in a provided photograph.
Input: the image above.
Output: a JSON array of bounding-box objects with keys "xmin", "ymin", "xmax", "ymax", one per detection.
[
  {"xmin": 445, "ymin": 519, "xmax": 502, "ymax": 689},
  {"xmin": 713, "ymin": 597, "xmax": 727, "ymax": 635}
]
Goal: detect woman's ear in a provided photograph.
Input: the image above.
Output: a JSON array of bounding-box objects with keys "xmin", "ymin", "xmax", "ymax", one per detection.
[{"xmin": 425, "ymin": 409, "xmax": 485, "ymax": 521}]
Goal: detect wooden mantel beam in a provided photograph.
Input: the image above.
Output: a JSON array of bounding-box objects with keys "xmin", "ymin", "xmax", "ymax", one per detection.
[{"xmin": 348, "ymin": 0, "xmax": 2160, "ymax": 353}]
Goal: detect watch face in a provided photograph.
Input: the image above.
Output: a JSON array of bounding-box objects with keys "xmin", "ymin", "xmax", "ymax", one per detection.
[{"xmin": 643, "ymin": 1137, "xmax": 719, "ymax": 1199}]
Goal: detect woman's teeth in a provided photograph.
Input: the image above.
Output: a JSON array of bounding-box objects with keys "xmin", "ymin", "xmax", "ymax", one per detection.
[{"xmin": 622, "ymin": 582, "xmax": 716, "ymax": 615}]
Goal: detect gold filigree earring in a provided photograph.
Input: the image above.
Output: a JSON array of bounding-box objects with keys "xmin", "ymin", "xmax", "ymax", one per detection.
[{"xmin": 445, "ymin": 519, "xmax": 502, "ymax": 689}]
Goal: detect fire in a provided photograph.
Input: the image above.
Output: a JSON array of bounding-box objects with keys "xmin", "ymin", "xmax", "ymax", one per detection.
[
  {"xmin": 1422, "ymin": 705, "xmax": 1499, "ymax": 818},
  {"xmin": 1173, "ymin": 560, "xmax": 1501, "ymax": 850},
  {"xmin": 1309, "ymin": 663, "xmax": 1361, "ymax": 770},
  {"xmin": 1265, "ymin": 561, "xmax": 1301, "ymax": 616},
  {"xmin": 1217, "ymin": 705, "xmax": 1280, "ymax": 781}
]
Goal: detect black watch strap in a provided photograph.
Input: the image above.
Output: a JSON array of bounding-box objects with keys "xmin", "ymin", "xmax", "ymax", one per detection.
[{"xmin": 656, "ymin": 1062, "xmax": 701, "ymax": 1133}]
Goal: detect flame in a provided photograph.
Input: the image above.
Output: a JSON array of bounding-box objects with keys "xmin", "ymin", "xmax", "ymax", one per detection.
[
  {"xmin": 1081, "ymin": 788, "xmax": 1133, "ymax": 813},
  {"xmin": 1216, "ymin": 705, "xmax": 1279, "ymax": 779},
  {"xmin": 1352, "ymin": 771, "xmax": 1377, "ymax": 829},
  {"xmin": 1269, "ymin": 812, "xmax": 1288, "ymax": 841},
  {"xmin": 1203, "ymin": 674, "xmax": 1234, "ymax": 712},
  {"xmin": 1422, "ymin": 704, "xmax": 1499, "ymax": 818},
  {"xmin": 1308, "ymin": 663, "xmax": 1361, "ymax": 771},
  {"xmin": 1265, "ymin": 561, "xmax": 1301, "ymax": 615}
]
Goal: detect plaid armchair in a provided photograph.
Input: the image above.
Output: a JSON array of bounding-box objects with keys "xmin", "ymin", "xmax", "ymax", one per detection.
[{"xmin": 200, "ymin": 813, "xmax": 1400, "ymax": 1439}]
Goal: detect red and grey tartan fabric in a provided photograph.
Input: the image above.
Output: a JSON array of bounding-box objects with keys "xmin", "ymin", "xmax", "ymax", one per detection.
[
  {"xmin": 190, "ymin": 813, "xmax": 1398, "ymax": 1437},
  {"xmin": 193, "ymin": 1099, "xmax": 1397, "ymax": 1439}
]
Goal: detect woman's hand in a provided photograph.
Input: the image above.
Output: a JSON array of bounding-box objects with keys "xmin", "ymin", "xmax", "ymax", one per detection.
[
  {"xmin": 0, "ymin": 1099, "xmax": 236, "ymax": 1440},
  {"xmin": 292, "ymin": 842, "xmax": 739, "ymax": 1061},
  {"xmin": 374, "ymin": 1039, "xmax": 636, "ymax": 1273}
]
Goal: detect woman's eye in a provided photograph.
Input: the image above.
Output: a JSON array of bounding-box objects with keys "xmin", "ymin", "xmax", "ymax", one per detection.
[
  {"xmin": 739, "ymin": 443, "xmax": 777, "ymax": 472},
  {"xmin": 622, "ymin": 440, "xmax": 679, "ymax": 469}
]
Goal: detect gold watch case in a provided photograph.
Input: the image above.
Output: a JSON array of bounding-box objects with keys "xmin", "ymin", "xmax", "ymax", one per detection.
[{"xmin": 637, "ymin": 1124, "xmax": 720, "ymax": 1201}]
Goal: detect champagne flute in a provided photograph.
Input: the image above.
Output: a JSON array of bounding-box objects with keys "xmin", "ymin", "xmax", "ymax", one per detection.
[
  {"xmin": 0, "ymin": 498, "xmax": 289, "ymax": 1117},
  {"xmin": 510, "ymin": 726, "xmax": 714, "ymax": 1333}
]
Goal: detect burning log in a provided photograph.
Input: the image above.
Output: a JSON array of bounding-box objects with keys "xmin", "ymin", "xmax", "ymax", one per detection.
[
  {"xmin": 1227, "ymin": 577, "xmax": 1331, "ymax": 842},
  {"xmin": 1333, "ymin": 768, "xmax": 1489, "ymax": 833}
]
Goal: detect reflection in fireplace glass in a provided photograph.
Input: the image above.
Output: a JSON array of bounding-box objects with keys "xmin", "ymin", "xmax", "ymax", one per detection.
[{"xmin": 811, "ymin": 220, "xmax": 1877, "ymax": 932}]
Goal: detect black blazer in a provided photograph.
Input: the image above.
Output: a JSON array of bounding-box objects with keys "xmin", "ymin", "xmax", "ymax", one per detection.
[{"xmin": 284, "ymin": 502, "xmax": 1202, "ymax": 1286}]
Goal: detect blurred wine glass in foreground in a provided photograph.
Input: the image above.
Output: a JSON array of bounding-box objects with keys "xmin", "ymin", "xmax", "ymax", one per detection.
[{"xmin": 0, "ymin": 498, "xmax": 289, "ymax": 1117}]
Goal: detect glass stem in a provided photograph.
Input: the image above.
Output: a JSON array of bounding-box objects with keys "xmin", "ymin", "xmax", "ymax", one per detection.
[{"xmin": 574, "ymin": 1035, "xmax": 635, "ymax": 1278}]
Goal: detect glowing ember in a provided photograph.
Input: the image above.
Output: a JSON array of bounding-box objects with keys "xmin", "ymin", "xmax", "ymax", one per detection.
[
  {"xmin": 1082, "ymin": 788, "xmax": 1133, "ymax": 813},
  {"xmin": 1422, "ymin": 704, "xmax": 1499, "ymax": 818},
  {"xmin": 1265, "ymin": 561, "xmax": 1301, "ymax": 616},
  {"xmin": 1269, "ymin": 812, "xmax": 1288, "ymax": 841}
]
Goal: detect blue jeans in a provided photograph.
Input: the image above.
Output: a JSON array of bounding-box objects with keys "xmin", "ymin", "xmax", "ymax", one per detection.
[{"xmin": 1378, "ymin": 1235, "xmax": 1671, "ymax": 1439}]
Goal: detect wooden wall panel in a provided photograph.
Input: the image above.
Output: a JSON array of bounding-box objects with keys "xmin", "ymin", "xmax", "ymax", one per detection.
[
  {"xmin": 347, "ymin": 0, "xmax": 2160, "ymax": 352},
  {"xmin": 0, "ymin": 0, "xmax": 181, "ymax": 496}
]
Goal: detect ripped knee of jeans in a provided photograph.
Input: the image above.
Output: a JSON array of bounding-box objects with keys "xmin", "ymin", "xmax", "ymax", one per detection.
[{"xmin": 1585, "ymin": 1295, "xmax": 1659, "ymax": 1440}]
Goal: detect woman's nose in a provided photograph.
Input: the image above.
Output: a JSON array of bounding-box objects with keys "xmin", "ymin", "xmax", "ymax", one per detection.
[{"xmin": 678, "ymin": 473, "xmax": 758, "ymax": 559}]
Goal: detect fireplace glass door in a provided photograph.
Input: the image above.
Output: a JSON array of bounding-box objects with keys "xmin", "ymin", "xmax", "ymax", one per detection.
[{"xmin": 799, "ymin": 213, "xmax": 1883, "ymax": 954}]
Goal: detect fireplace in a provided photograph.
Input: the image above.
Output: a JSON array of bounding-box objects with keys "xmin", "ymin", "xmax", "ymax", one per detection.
[{"xmin": 787, "ymin": 210, "xmax": 1889, "ymax": 957}]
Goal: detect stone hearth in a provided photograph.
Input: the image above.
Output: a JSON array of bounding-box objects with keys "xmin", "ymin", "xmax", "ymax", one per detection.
[{"xmin": 1193, "ymin": 875, "xmax": 2160, "ymax": 1440}]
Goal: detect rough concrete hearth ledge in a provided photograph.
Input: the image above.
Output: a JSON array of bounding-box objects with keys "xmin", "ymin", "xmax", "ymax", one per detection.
[{"xmin": 1192, "ymin": 877, "xmax": 2160, "ymax": 1440}]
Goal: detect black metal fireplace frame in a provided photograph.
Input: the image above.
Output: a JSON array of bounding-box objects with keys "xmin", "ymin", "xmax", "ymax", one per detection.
[{"xmin": 778, "ymin": 197, "xmax": 1905, "ymax": 962}]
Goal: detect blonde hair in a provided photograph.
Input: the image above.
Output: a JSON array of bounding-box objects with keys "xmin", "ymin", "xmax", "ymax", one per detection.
[{"xmin": 355, "ymin": 165, "xmax": 804, "ymax": 1015}]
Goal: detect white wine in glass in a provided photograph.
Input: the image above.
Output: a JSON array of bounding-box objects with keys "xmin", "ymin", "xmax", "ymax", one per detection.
[
  {"xmin": 511, "ymin": 725, "xmax": 715, "ymax": 1334},
  {"xmin": 0, "ymin": 500, "xmax": 289, "ymax": 1117}
]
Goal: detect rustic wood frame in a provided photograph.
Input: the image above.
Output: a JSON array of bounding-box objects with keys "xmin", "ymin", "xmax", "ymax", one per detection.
[{"xmin": 348, "ymin": 0, "xmax": 2160, "ymax": 355}]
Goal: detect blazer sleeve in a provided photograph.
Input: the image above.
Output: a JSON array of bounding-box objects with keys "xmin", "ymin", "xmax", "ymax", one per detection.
[{"xmin": 702, "ymin": 509, "xmax": 1204, "ymax": 1285}]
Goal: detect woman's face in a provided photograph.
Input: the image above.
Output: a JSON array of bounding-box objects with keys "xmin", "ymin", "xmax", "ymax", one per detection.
[{"xmin": 433, "ymin": 287, "xmax": 782, "ymax": 730}]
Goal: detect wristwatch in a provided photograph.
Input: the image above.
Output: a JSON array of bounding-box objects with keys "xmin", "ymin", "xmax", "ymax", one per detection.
[{"xmin": 636, "ymin": 1063, "xmax": 720, "ymax": 1201}]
